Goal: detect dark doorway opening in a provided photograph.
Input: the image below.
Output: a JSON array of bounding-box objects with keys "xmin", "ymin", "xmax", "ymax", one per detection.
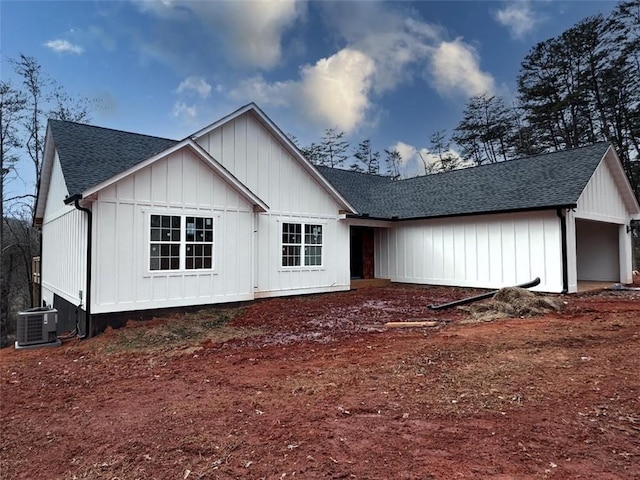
[{"xmin": 350, "ymin": 227, "xmax": 375, "ymax": 279}]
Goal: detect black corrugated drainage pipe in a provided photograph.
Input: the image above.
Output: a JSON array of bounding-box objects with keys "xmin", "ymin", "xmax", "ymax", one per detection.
[
  {"xmin": 556, "ymin": 208, "xmax": 569, "ymax": 294},
  {"xmin": 64, "ymin": 194, "xmax": 92, "ymax": 338},
  {"xmin": 428, "ymin": 277, "xmax": 541, "ymax": 310}
]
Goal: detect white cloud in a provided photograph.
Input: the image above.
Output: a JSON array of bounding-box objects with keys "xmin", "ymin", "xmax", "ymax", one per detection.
[
  {"xmin": 494, "ymin": 1, "xmax": 538, "ymax": 39},
  {"xmin": 172, "ymin": 101, "xmax": 197, "ymax": 120},
  {"xmin": 320, "ymin": 2, "xmax": 495, "ymax": 102},
  {"xmin": 230, "ymin": 48, "xmax": 375, "ymax": 133},
  {"xmin": 224, "ymin": 2, "xmax": 495, "ymax": 133},
  {"xmin": 44, "ymin": 39, "xmax": 84, "ymax": 54},
  {"xmin": 177, "ymin": 76, "xmax": 212, "ymax": 99},
  {"xmin": 230, "ymin": 76, "xmax": 293, "ymax": 108},
  {"xmin": 429, "ymin": 38, "xmax": 495, "ymax": 98},
  {"xmin": 136, "ymin": 0, "xmax": 303, "ymax": 69},
  {"xmin": 298, "ymin": 49, "xmax": 375, "ymax": 133},
  {"xmin": 392, "ymin": 141, "xmax": 420, "ymax": 168},
  {"xmin": 320, "ymin": 3, "xmax": 438, "ymax": 94}
]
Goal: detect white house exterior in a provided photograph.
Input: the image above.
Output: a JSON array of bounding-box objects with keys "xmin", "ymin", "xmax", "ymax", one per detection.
[
  {"xmin": 374, "ymin": 210, "xmax": 565, "ymax": 292},
  {"xmin": 35, "ymin": 104, "xmax": 356, "ymax": 336},
  {"xmin": 34, "ymin": 104, "xmax": 640, "ymax": 336}
]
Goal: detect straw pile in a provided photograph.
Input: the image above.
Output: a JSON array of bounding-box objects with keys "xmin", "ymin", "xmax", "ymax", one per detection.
[{"xmin": 459, "ymin": 287, "xmax": 563, "ymax": 323}]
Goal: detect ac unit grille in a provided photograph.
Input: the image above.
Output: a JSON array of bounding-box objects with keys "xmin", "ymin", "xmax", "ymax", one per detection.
[
  {"xmin": 16, "ymin": 309, "xmax": 58, "ymax": 346},
  {"xmin": 23, "ymin": 315, "xmax": 46, "ymax": 343}
]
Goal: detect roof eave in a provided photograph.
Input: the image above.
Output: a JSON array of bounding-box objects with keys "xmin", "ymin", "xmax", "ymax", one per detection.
[
  {"xmin": 33, "ymin": 125, "xmax": 56, "ymax": 226},
  {"xmin": 81, "ymin": 139, "xmax": 269, "ymax": 212},
  {"xmin": 348, "ymin": 204, "xmax": 577, "ymax": 222}
]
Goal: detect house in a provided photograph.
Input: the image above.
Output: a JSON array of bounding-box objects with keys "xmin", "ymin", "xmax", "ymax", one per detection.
[{"xmin": 35, "ymin": 103, "xmax": 640, "ymax": 336}]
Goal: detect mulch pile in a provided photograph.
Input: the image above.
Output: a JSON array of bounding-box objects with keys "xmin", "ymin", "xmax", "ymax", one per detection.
[{"xmin": 460, "ymin": 286, "xmax": 564, "ymax": 322}]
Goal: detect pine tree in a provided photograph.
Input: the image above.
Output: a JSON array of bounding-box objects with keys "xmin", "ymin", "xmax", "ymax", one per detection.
[
  {"xmin": 452, "ymin": 94, "xmax": 516, "ymax": 165},
  {"xmin": 429, "ymin": 130, "xmax": 462, "ymax": 172},
  {"xmin": 384, "ymin": 148, "xmax": 402, "ymax": 180},
  {"xmin": 351, "ymin": 139, "xmax": 380, "ymax": 174}
]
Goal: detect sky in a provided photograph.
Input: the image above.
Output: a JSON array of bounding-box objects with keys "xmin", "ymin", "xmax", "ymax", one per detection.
[{"xmin": 1, "ymin": 0, "xmax": 619, "ymax": 198}]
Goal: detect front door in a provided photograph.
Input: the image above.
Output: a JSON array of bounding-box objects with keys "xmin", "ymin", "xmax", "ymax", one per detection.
[{"xmin": 350, "ymin": 227, "xmax": 374, "ymax": 279}]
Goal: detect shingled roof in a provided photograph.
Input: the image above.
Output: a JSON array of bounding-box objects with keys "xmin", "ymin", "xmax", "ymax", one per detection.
[
  {"xmin": 49, "ymin": 119, "xmax": 178, "ymax": 195},
  {"xmin": 47, "ymin": 117, "xmax": 612, "ymax": 221},
  {"xmin": 319, "ymin": 142, "xmax": 611, "ymax": 220}
]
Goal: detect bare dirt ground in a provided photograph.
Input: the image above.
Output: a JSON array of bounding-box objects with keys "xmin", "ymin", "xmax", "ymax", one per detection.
[{"xmin": 1, "ymin": 283, "xmax": 639, "ymax": 480}]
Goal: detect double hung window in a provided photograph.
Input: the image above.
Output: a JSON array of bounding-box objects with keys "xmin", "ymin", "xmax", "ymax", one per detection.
[
  {"xmin": 150, "ymin": 214, "xmax": 213, "ymax": 271},
  {"xmin": 282, "ymin": 222, "xmax": 323, "ymax": 267}
]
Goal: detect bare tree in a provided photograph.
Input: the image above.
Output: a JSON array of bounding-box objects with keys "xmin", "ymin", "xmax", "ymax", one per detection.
[
  {"xmin": 384, "ymin": 148, "xmax": 403, "ymax": 180},
  {"xmin": 10, "ymin": 54, "xmax": 93, "ymax": 190},
  {"xmin": 1, "ymin": 81, "xmax": 27, "ymax": 345},
  {"xmin": 1, "ymin": 54, "xmax": 96, "ymax": 345}
]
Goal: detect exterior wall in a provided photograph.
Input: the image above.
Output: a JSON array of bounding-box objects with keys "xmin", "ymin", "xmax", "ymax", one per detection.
[
  {"xmin": 41, "ymin": 152, "xmax": 88, "ymax": 310},
  {"xmin": 572, "ymin": 158, "xmax": 635, "ymax": 286},
  {"xmin": 376, "ymin": 210, "xmax": 564, "ymax": 293},
  {"xmin": 91, "ymin": 148, "xmax": 255, "ymax": 314},
  {"xmin": 576, "ymin": 159, "xmax": 629, "ymax": 224},
  {"xmin": 196, "ymin": 112, "xmax": 351, "ymax": 297}
]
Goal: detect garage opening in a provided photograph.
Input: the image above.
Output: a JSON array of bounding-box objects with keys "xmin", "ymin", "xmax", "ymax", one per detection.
[{"xmin": 575, "ymin": 219, "xmax": 620, "ymax": 282}]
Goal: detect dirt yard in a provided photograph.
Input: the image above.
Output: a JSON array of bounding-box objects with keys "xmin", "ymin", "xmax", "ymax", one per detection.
[{"xmin": 1, "ymin": 284, "xmax": 639, "ymax": 480}]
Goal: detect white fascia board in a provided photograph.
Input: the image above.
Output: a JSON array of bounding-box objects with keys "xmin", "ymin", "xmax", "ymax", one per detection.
[
  {"xmin": 603, "ymin": 145, "xmax": 640, "ymax": 214},
  {"xmin": 34, "ymin": 126, "xmax": 56, "ymax": 224},
  {"xmin": 82, "ymin": 139, "xmax": 269, "ymax": 212},
  {"xmin": 191, "ymin": 102, "xmax": 359, "ymax": 215},
  {"xmin": 191, "ymin": 103, "xmax": 256, "ymax": 139}
]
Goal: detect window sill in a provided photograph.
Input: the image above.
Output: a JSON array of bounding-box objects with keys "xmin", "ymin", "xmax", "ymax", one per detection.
[
  {"xmin": 143, "ymin": 269, "xmax": 218, "ymax": 278},
  {"xmin": 279, "ymin": 267, "xmax": 326, "ymax": 273}
]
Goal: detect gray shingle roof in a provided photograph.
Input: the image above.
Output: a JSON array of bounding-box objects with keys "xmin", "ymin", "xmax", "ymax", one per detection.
[
  {"xmin": 319, "ymin": 143, "xmax": 610, "ymax": 220},
  {"xmin": 49, "ymin": 119, "xmax": 178, "ymax": 195},
  {"xmin": 316, "ymin": 166, "xmax": 393, "ymax": 215},
  {"xmin": 49, "ymin": 117, "xmax": 610, "ymax": 220}
]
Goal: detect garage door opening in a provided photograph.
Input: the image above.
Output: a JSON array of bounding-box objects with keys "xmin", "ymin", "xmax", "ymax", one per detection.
[{"xmin": 575, "ymin": 219, "xmax": 620, "ymax": 283}]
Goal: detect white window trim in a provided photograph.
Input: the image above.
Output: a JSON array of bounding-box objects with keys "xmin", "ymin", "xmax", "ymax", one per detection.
[
  {"xmin": 280, "ymin": 220, "xmax": 325, "ymax": 271},
  {"xmin": 145, "ymin": 212, "xmax": 216, "ymax": 276}
]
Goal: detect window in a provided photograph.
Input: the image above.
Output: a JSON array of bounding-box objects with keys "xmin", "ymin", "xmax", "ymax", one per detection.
[
  {"xmin": 150, "ymin": 214, "xmax": 214, "ymax": 271},
  {"xmin": 282, "ymin": 222, "xmax": 322, "ymax": 267}
]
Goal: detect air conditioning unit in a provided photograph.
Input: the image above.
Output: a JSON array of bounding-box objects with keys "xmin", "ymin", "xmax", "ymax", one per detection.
[{"xmin": 15, "ymin": 308, "xmax": 61, "ymax": 349}]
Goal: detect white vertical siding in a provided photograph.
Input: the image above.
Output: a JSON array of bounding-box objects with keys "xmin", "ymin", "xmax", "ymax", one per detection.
[
  {"xmin": 91, "ymin": 148, "xmax": 255, "ymax": 314},
  {"xmin": 41, "ymin": 153, "xmax": 88, "ymax": 307},
  {"xmin": 376, "ymin": 211, "xmax": 563, "ymax": 293},
  {"xmin": 196, "ymin": 111, "xmax": 351, "ymax": 297},
  {"xmin": 576, "ymin": 159, "xmax": 629, "ymax": 223}
]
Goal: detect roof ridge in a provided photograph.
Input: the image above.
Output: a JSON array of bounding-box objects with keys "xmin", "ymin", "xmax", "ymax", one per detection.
[
  {"xmin": 317, "ymin": 165, "xmax": 392, "ymax": 181},
  {"xmin": 395, "ymin": 141, "xmax": 610, "ymax": 184},
  {"xmin": 48, "ymin": 118, "xmax": 179, "ymax": 143}
]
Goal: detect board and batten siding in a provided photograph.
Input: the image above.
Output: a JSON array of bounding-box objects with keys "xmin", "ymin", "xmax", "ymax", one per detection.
[
  {"xmin": 91, "ymin": 148, "xmax": 255, "ymax": 314},
  {"xmin": 576, "ymin": 158, "xmax": 630, "ymax": 223},
  {"xmin": 41, "ymin": 152, "xmax": 88, "ymax": 308},
  {"xmin": 196, "ymin": 111, "xmax": 351, "ymax": 297},
  {"xmin": 376, "ymin": 211, "xmax": 563, "ymax": 292},
  {"xmin": 566, "ymin": 157, "xmax": 636, "ymax": 289}
]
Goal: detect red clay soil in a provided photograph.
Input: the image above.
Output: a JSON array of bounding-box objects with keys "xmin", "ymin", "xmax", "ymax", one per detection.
[{"xmin": 1, "ymin": 284, "xmax": 639, "ymax": 480}]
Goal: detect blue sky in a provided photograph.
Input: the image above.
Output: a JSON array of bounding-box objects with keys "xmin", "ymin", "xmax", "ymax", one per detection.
[{"xmin": 1, "ymin": 0, "xmax": 618, "ymax": 196}]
